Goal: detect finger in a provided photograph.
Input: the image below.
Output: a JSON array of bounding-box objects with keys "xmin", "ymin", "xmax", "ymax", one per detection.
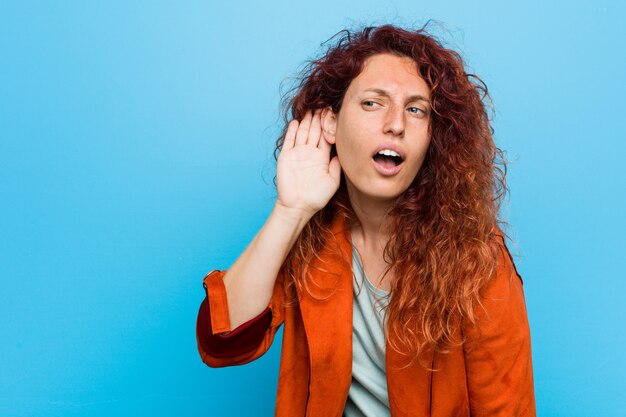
[
  {"xmin": 294, "ymin": 110, "xmax": 313, "ymax": 146},
  {"xmin": 283, "ymin": 119, "xmax": 298, "ymax": 150},
  {"xmin": 307, "ymin": 109, "xmax": 322, "ymax": 147}
]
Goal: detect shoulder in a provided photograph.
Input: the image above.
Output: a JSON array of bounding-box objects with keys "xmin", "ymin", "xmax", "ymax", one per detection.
[{"xmin": 492, "ymin": 229, "xmax": 523, "ymax": 285}]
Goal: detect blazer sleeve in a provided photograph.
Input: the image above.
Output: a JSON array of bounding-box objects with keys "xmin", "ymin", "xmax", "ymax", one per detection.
[
  {"xmin": 195, "ymin": 268, "xmax": 286, "ymax": 368},
  {"xmin": 462, "ymin": 234, "xmax": 537, "ymax": 417}
]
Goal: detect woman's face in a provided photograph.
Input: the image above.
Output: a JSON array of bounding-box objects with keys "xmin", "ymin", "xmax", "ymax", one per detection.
[{"xmin": 322, "ymin": 53, "xmax": 432, "ymax": 204}]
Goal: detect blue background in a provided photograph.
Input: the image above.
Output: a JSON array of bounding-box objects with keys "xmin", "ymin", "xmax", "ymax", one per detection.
[{"xmin": 1, "ymin": 1, "xmax": 624, "ymax": 416}]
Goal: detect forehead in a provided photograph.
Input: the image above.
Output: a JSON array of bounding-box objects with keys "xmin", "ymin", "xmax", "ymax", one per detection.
[{"xmin": 347, "ymin": 53, "xmax": 431, "ymax": 100}]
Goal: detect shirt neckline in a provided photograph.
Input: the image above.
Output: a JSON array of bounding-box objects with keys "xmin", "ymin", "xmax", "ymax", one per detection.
[{"xmin": 351, "ymin": 243, "xmax": 390, "ymax": 296}]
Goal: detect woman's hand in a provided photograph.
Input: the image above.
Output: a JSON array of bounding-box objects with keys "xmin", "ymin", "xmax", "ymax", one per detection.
[{"xmin": 275, "ymin": 109, "xmax": 342, "ymax": 220}]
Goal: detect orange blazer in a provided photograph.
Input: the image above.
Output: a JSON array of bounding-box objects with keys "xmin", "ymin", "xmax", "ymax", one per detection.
[{"xmin": 196, "ymin": 213, "xmax": 536, "ymax": 416}]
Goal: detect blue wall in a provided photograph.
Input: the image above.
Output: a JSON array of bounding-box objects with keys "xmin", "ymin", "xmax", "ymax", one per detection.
[{"xmin": 1, "ymin": 1, "xmax": 624, "ymax": 416}]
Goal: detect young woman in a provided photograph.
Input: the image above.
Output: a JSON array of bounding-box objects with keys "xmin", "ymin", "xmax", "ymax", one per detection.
[{"xmin": 196, "ymin": 23, "xmax": 536, "ymax": 417}]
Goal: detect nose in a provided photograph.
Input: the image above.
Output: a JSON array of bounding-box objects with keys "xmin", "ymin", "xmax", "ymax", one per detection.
[{"xmin": 383, "ymin": 104, "xmax": 405, "ymax": 136}]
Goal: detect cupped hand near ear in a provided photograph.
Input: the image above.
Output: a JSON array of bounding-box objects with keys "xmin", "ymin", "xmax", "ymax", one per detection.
[{"xmin": 275, "ymin": 108, "xmax": 342, "ymax": 220}]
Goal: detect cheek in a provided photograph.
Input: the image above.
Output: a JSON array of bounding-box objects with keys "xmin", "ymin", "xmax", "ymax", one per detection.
[
  {"xmin": 336, "ymin": 142, "xmax": 368, "ymax": 173},
  {"xmin": 404, "ymin": 141, "xmax": 430, "ymax": 172},
  {"xmin": 333, "ymin": 131, "xmax": 359, "ymax": 163},
  {"xmin": 335, "ymin": 121, "xmax": 371, "ymax": 156},
  {"xmin": 335, "ymin": 144, "xmax": 355, "ymax": 170}
]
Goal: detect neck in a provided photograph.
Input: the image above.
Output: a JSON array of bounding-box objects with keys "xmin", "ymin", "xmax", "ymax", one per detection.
[{"xmin": 346, "ymin": 181, "xmax": 396, "ymax": 253}]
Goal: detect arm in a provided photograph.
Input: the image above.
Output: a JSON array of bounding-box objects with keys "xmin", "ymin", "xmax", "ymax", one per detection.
[
  {"xmin": 194, "ymin": 204, "xmax": 310, "ymax": 368},
  {"xmin": 195, "ymin": 109, "xmax": 341, "ymax": 367},
  {"xmin": 217, "ymin": 108, "xmax": 339, "ymax": 331},
  {"xmin": 463, "ymin": 234, "xmax": 536, "ymax": 416},
  {"xmin": 222, "ymin": 204, "xmax": 312, "ymax": 331}
]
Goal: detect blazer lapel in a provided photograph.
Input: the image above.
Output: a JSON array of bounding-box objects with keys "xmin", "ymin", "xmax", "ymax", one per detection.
[
  {"xmin": 297, "ymin": 213, "xmax": 354, "ymax": 415},
  {"xmin": 297, "ymin": 213, "xmax": 435, "ymax": 416}
]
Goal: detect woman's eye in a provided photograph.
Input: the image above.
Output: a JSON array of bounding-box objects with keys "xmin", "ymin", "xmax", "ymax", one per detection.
[{"xmin": 408, "ymin": 107, "xmax": 425, "ymax": 115}]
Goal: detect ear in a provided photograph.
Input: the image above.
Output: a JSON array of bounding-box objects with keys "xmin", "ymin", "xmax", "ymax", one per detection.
[{"xmin": 320, "ymin": 106, "xmax": 337, "ymax": 145}]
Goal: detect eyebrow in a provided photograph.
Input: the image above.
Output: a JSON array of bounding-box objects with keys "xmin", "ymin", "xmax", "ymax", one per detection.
[{"xmin": 362, "ymin": 88, "xmax": 431, "ymax": 104}]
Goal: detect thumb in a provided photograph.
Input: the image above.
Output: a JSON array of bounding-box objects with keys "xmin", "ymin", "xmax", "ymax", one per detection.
[{"xmin": 328, "ymin": 155, "xmax": 342, "ymax": 184}]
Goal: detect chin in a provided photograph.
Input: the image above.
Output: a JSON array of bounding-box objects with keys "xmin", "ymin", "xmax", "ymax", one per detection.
[
  {"xmin": 345, "ymin": 173, "xmax": 409, "ymax": 202},
  {"xmin": 359, "ymin": 186, "xmax": 406, "ymax": 203}
]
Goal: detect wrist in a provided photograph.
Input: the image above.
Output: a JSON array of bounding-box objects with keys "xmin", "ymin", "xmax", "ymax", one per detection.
[{"xmin": 272, "ymin": 203, "xmax": 314, "ymax": 226}]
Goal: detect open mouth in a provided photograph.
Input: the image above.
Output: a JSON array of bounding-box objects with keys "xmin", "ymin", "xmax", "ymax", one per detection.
[{"xmin": 372, "ymin": 151, "xmax": 403, "ymax": 168}]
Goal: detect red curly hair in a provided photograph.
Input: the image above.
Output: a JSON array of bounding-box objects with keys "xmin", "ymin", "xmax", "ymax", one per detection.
[{"xmin": 273, "ymin": 22, "xmax": 512, "ymax": 367}]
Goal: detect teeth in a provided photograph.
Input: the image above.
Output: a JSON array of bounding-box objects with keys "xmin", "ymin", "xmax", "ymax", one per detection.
[{"xmin": 377, "ymin": 149, "xmax": 401, "ymax": 158}]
